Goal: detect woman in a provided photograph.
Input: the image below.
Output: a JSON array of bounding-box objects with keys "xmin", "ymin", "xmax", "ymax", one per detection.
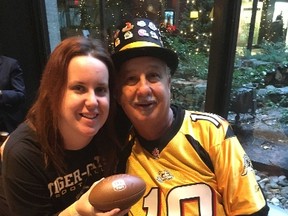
[{"xmin": 1, "ymin": 37, "xmax": 129, "ymax": 216}]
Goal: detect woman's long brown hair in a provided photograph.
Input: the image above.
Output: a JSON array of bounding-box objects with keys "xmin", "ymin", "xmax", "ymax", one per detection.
[{"xmin": 26, "ymin": 36, "xmax": 117, "ymax": 175}]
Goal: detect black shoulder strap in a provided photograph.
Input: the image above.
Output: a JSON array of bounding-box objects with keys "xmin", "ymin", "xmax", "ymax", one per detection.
[
  {"xmin": 117, "ymin": 131, "xmax": 215, "ymax": 174},
  {"xmin": 185, "ymin": 134, "xmax": 214, "ymax": 173}
]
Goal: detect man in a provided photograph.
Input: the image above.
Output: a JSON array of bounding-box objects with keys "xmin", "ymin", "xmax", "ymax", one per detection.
[
  {"xmin": 112, "ymin": 18, "xmax": 269, "ymax": 215},
  {"xmin": 0, "ymin": 53, "xmax": 25, "ymax": 216},
  {"xmin": 0, "ymin": 55, "xmax": 26, "ymax": 133},
  {"xmin": 269, "ymin": 14, "xmax": 284, "ymax": 43}
]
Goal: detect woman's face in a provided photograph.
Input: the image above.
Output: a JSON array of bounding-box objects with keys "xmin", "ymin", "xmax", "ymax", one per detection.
[{"xmin": 59, "ymin": 55, "xmax": 110, "ymax": 148}]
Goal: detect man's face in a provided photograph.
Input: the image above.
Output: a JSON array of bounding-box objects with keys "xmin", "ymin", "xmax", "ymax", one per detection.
[{"xmin": 117, "ymin": 56, "xmax": 171, "ymax": 127}]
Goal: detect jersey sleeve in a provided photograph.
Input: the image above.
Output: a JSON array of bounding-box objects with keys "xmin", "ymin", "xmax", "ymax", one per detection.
[{"xmin": 209, "ymin": 119, "xmax": 268, "ymax": 215}]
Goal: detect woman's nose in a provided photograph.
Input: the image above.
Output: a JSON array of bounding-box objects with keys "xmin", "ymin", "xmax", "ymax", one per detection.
[{"xmin": 86, "ymin": 91, "xmax": 98, "ymax": 108}]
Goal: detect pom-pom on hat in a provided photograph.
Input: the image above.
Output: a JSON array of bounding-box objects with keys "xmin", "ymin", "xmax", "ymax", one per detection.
[{"xmin": 111, "ymin": 18, "xmax": 178, "ymax": 75}]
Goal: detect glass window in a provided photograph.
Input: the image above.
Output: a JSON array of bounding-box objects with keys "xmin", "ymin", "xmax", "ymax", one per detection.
[
  {"xmin": 57, "ymin": 0, "xmax": 102, "ymax": 39},
  {"xmin": 45, "ymin": 0, "xmax": 102, "ymax": 50},
  {"xmin": 230, "ymin": 0, "xmax": 288, "ymax": 144},
  {"xmin": 230, "ymin": 0, "xmax": 288, "ymax": 210}
]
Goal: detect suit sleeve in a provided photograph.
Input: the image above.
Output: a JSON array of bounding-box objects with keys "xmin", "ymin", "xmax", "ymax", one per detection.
[{"xmin": 0, "ymin": 59, "xmax": 25, "ymax": 107}]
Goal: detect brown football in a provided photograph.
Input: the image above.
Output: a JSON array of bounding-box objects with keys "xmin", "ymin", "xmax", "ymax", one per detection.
[{"xmin": 88, "ymin": 174, "xmax": 146, "ymax": 211}]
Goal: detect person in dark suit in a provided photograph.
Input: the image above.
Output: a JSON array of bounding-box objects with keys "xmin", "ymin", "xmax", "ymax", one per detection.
[
  {"xmin": 0, "ymin": 55, "xmax": 26, "ymax": 134},
  {"xmin": 269, "ymin": 14, "xmax": 284, "ymax": 43}
]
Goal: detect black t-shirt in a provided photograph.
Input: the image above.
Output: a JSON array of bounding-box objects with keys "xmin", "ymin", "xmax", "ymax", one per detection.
[{"xmin": 2, "ymin": 122, "xmax": 109, "ymax": 216}]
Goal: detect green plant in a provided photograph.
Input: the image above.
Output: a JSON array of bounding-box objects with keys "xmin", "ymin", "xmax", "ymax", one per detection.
[
  {"xmin": 253, "ymin": 41, "xmax": 288, "ymax": 63},
  {"xmin": 162, "ymin": 33, "xmax": 209, "ymax": 79},
  {"xmin": 280, "ymin": 108, "xmax": 288, "ymax": 124},
  {"xmin": 233, "ymin": 41, "xmax": 288, "ymax": 89},
  {"xmin": 232, "ymin": 65, "xmax": 268, "ymax": 89}
]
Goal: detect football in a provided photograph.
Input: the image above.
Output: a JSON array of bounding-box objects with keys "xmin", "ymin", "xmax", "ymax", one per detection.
[{"xmin": 88, "ymin": 174, "xmax": 146, "ymax": 211}]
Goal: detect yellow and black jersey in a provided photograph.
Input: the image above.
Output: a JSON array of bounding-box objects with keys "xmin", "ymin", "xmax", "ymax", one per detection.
[{"xmin": 118, "ymin": 105, "xmax": 269, "ymax": 216}]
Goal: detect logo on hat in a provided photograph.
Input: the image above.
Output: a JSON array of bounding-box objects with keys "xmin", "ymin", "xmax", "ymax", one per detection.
[
  {"xmin": 124, "ymin": 31, "xmax": 133, "ymax": 40},
  {"xmin": 115, "ymin": 38, "xmax": 120, "ymax": 47},
  {"xmin": 122, "ymin": 22, "xmax": 134, "ymax": 32},
  {"xmin": 137, "ymin": 20, "xmax": 146, "ymax": 27},
  {"xmin": 150, "ymin": 31, "xmax": 159, "ymax": 40},
  {"xmin": 148, "ymin": 22, "xmax": 157, "ymax": 31},
  {"xmin": 138, "ymin": 29, "xmax": 149, "ymax": 37}
]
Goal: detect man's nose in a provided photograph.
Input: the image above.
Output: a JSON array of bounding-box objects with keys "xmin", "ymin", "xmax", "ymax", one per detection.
[{"xmin": 136, "ymin": 77, "xmax": 152, "ymax": 96}]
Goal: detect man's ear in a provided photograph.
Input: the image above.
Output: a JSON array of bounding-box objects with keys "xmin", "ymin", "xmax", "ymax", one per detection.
[
  {"xmin": 166, "ymin": 65, "xmax": 172, "ymax": 89},
  {"xmin": 167, "ymin": 74, "xmax": 172, "ymax": 89}
]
